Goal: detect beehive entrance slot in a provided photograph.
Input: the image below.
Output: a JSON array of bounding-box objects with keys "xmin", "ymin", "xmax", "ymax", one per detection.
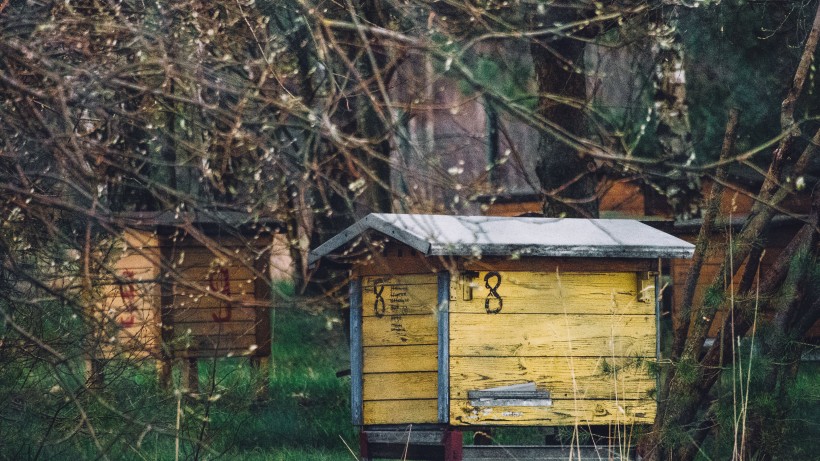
[{"xmin": 467, "ymin": 382, "xmax": 552, "ymax": 407}]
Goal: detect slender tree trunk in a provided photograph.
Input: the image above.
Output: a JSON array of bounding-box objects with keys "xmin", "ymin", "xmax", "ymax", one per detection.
[
  {"xmin": 652, "ymin": 18, "xmax": 700, "ymax": 218},
  {"xmin": 485, "ymin": 97, "xmax": 500, "ymax": 189},
  {"xmin": 357, "ymin": 0, "xmax": 393, "ymax": 214},
  {"xmin": 671, "ymin": 109, "xmax": 738, "ymax": 360},
  {"xmin": 305, "ymin": 0, "xmax": 395, "ymax": 296}
]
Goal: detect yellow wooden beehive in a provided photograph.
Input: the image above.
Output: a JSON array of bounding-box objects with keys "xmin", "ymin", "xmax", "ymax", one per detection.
[{"xmin": 309, "ymin": 214, "xmax": 694, "ymax": 428}]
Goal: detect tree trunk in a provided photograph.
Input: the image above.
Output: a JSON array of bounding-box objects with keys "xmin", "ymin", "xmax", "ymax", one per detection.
[
  {"xmin": 652, "ymin": 19, "xmax": 699, "ymax": 218},
  {"xmin": 745, "ymin": 192, "xmax": 820, "ymax": 459},
  {"xmin": 357, "ymin": 0, "xmax": 393, "ymax": 214},
  {"xmin": 671, "ymin": 108, "xmax": 738, "ymax": 360},
  {"xmin": 529, "ymin": 9, "xmax": 598, "ymax": 218}
]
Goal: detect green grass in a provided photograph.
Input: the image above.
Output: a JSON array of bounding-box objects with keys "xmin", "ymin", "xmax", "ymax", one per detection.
[
  {"xmin": 0, "ymin": 305, "xmax": 356, "ymax": 460},
  {"xmin": 214, "ymin": 306, "xmax": 356, "ymax": 458},
  {"xmin": 694, "ymin": 351, "xmax": 820, "ymax": 461},
  {"xmin": 776, "ymin": 361, "xmax": 820, "ymax": 459}
]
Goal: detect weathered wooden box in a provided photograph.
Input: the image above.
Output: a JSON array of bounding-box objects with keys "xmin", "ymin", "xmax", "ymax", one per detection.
[
  {"xmin": 93, "ymin": 211, "xmax": 278, "ymax": 362},
  {"xmin": 310, "ymin": 214, "xmax": 694, "ymax": 428}
]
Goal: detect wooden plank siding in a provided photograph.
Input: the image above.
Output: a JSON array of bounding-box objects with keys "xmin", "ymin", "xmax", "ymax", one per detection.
[
  {"xmin": 353, "ymin": 247, "xmax": 445, "ymax": 277},
  {"xmin": 360, "ymin": 274, "xmax": 439, "ymax": 425},
  {"xmin": 450, "ymin": 314, "xmax": 656, "ymax": 357},
  {"xmin": 363, "ymin": 400, "xmax": 440, "ymax": 425},
  {"xmin": 450, "ymin": 356, "xmax": 655, "ymax": 401},
  {"xmin": 480, "ymin": 180, "xmax": 650, "ymax": 219},
  {"xmin": 451, "ymin": 399, "xmax": 656, "ymax": 426},
  {"xmin": 598, "ymin": 180, "xmax": 645, "ymax": 218},
  {"xmin": 166, "ymin": 239, "xmax": 270, "ymax": 358},
  {"xmin": 448, "ymin": 269, "xmax": 657, "ymax": 426},
  {"xmin": 450, "ymin": 271, "xmax": 652, "ymax": 316},
  {"xmin": 363, "ymin": 344, "xmax": 438, "ymax": 373}
]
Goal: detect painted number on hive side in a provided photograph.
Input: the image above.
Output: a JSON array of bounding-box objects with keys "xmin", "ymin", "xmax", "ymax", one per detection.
[{"xmin": 484, "ymin": 271, "xmax": 503, "ymax": 314}]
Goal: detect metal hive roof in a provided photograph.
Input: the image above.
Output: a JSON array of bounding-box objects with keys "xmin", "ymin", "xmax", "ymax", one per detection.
[{"xmin": 308, "ymin": 213, "xmax": 695, "ymax": 265}]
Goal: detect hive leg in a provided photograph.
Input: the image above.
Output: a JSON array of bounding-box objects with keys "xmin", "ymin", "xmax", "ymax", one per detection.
[
  {"xmin": 443, "ymin": 428, "xmax": 463, "ymax": 461},
  {"xmin": 156, "ymin": 357, "xmax": 172, "ymax": 389},
  {"xmin": 359, "ymin": 429, "xmax": 370, "ymax": 461},
  {"xmin": 250, "ymin": 356, "xmax": 270, "ymax": 400},
  {"xmin": 85, "ymin": 357, "xmax": 105, "ymax": 388}
]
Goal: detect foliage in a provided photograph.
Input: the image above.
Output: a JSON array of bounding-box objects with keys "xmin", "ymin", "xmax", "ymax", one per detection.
[{"xmin": 682, "ymin": 1, "xmax": 820, "ymax": 160}]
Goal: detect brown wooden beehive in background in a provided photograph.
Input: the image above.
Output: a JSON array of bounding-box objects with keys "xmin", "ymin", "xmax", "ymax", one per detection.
[
  {"xmin": 164, "ymin": 232, "xmax": 271, "ymax": 358},
  {"xmin": 669, "ymin": 178, "xmax": 812, "ymax": 338},
  {"xmin": 669, "ymin": 218, "xmax": 803, "ymax": 338},
  {"xmin": 92, "ymin": 211, "xmax": 285, "ymax": 376}
]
